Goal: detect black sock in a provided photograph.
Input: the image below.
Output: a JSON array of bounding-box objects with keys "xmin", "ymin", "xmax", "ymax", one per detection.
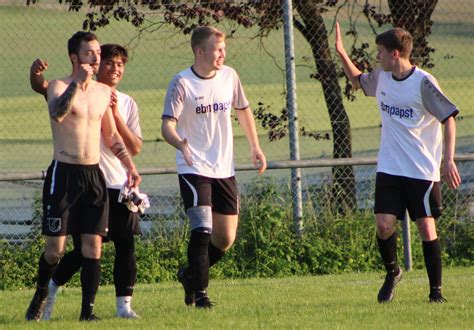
[
  {"xmin": 422, "ymin": 238, "xmax": 442, "ymax": 294},
  {"xmin": 208, "ymin": 241, "xmax": 226, "ymax": 268},
  {"xmin": 37, "ymin": 252, "xmax": 58, "ymax": 288},
  {"xmin": 53, "ymin": 235, "xmax": 83, "ymax": 286},
  {"xmin": 188, "ymin": 231, "xmax": 211, "ymax": 293},
  {"xmin": 113, "ymin": 237, "xmax": 137, "ymax": 297},
  {"xmin": 377, "ymin": 233, "xmax": 399, "ymax": 273},
  {"xmin": 80, "ymin": 258, "xmax": 101, "ymax": 318}
]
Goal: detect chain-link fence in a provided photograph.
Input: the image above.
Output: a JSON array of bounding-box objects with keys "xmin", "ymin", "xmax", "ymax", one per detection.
[{"xmin": 0, "ymin": 1, "xmax": 473, "ymax": 243}]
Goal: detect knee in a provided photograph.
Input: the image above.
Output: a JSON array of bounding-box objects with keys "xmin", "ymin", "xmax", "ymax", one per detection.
[
  {"xmin": 417, "ymin": 221, "xmax": 438, "ymax": 241},
  {"xmin": 81, "ymin": 241, "xmax": 102, "ymax": 259},
  {"xmin": 212, "ymin": 234, "xmax": 235, "ymax": 252},
  {"xmin": 376, "ymin": 222, "xmax": 395, "ymax": 240},
  {"xmin": 44, "ymin": 248, "xmax": 63, "ymax": 264}
]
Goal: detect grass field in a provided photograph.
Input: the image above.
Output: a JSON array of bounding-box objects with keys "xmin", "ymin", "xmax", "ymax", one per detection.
[{"xmin": 1, "ymin": 267, "xmax": 472, "ymax": 329}]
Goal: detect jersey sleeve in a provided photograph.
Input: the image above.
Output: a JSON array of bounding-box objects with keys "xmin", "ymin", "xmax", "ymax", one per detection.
[
  {"xmin": 162, "ymin": 74, "xmax": 185, "ymax": 121},
  {"xmin": 232, "ymin": 70, "xmax": 250, "ymax": 110},
  {"xmin": 359, "ymin": 69, "xmax": 381, "ymax": 97},
  {"xmin": 126, "ymin": 97, "xmax": 142, "ymax": 139},
  {"xmin": 421, "ymin": 75, "xmax": 459, "ymax": 123}
]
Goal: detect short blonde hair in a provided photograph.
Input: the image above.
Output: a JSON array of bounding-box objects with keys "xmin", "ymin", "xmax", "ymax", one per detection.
[{"xmin": 191, "ymin": 26, "xmax": 225, "ymax": 52}]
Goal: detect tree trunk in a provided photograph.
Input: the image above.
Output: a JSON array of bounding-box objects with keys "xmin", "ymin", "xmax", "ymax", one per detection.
[
  {"xmin": 294, "ymin": 0, "xmax": 356, "ymax": 212},
  {"xmin": 388, "ymin": 0, "xmax": 438, "ymax": 67}
]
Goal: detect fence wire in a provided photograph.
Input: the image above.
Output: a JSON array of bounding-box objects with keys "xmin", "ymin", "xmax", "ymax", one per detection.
[{"xmin": 0, "ymin": 1, "xmax": 473, "ymax": 243}]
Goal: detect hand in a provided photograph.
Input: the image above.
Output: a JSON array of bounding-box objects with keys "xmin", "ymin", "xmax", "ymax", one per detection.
[
  {"xmin": 252, "ymin": 147, "xmax": 267, "ymax": 175},
  {"xmin": 442, "ymin": 159, "xmax": 461, "ymax": 190},
  {"xmin": 127, "ymin": 167, "xmax": 142, "ymax": 188},
  {"xmin": 75, "ymin": 64, "xmax": 95, "ymax": 83},
  {"xmin": 335, "ymin": 21, "xmax": 346, "ymax": 56},
  {"xmin": 31, "ymin": 58, "xmax": 48, "ymax": 75},
  {"xmin": 180, "ymin": 138, "xmax": 193, "ymax": 166},
  {"xmin": 110, "ymin": 90, "xmax": 118, "ymax": 116}
]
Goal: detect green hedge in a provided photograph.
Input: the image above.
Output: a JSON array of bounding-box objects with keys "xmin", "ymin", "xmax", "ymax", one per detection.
[{"xmin": 1, "ymin": 178, "xmax": 472, "ymax": 289}]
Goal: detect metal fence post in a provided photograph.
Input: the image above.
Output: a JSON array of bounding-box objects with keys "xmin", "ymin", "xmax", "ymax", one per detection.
[
  {"xmin": 403, "ymin": 210, "xmax": 412, "ymax": 271},
  {"xmin": 283, "ymin": 0, "xmax": 303, "ymax": 235}
]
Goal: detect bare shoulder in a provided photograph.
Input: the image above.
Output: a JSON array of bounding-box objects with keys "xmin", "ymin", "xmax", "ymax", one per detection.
[{"xmin": 93, "ymin": 81, "xmax": 112, "ymax": 94}]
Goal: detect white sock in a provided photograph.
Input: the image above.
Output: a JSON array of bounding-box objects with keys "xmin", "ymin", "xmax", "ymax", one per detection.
[
  {"xmin": 117, "ymin": 296, "xmax": 132, "ymax": 312},
  {"xmin": 48, "ymin": 279, "xmax": 60, "ymax": 297}
]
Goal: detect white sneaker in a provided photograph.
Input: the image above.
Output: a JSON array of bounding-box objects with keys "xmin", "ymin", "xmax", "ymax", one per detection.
[
  {"xmin": 41, "ymin": 281, "xmax": 60, "ymax": 320},
  {"xmin": 116, "ymin": 308, "xmax": 140, "ymax": 319}
]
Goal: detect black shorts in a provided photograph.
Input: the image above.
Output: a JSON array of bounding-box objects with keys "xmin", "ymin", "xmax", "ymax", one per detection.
[
  {"xmin": 374, "ymin": 172, "xmax": 442, "ymax": 221},
  {"xmin": 42, "ymin": 160, "xmax": 109, "ymax": 237},
  {"xmin": 178, "ymin": 174, "xmax": 239, "ymax": 215},
  {"xmin": 106, "ymin": 188, "xmax": 141, "ymax": 241}
]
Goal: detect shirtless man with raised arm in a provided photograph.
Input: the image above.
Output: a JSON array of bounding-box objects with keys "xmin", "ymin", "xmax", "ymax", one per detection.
[{"xmin": 25, "ymin": 31, "xmax": 141, "ymax": 322}]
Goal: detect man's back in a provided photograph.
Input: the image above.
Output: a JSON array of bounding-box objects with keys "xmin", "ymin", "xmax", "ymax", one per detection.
[{"xmin": 47, "ymin": 77, "xmax": 111, "ymax": 165}]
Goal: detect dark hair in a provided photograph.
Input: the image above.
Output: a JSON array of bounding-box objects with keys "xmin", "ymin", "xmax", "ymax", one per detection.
[
  {"xmin": 100, "ymin": 43, "xmax": 129, "ymax": 63},
  {"xmin": 67, "ymin": 31, "xmax": 98, "ymax": 55},
  {"xmin": 375, "ymin": 28, "xmax": 413, "ymax": 58},
  {"xmin": 191, "ymin": 26, "xmax": 225, "ymax": 52}
]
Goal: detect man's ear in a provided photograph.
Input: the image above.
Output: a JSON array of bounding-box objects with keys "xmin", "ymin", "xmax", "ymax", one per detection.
[
  {"xmin": 392, "ymin": 49, "xmax": 401, "ymax": 59},
  {"xmin": 70, "ymin": 53, "xmax": 78, "ymax": 64}
]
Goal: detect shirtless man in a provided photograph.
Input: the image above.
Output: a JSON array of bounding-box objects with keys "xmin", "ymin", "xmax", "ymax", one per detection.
[{"xmin": 25, "ymin": 31, "xmax": 141, "ymax": 321}]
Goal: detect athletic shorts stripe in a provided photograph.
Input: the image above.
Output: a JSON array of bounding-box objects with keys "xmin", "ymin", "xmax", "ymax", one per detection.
[
  {"xmin": 49, "ymin": 160, "xmax": 58, "ymax": 195},
  {"xmin": 423, "ymin": 181, "xmax": 434, "ymax": 217},
  {"xmin": 180, "ymin": 175, "xmax": 198, "ymax": 207}
]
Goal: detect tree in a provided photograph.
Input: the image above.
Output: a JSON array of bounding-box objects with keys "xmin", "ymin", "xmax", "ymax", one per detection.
[{"xmin": 28, "ymin": 0, "xmax": 438, "ymax": 213}]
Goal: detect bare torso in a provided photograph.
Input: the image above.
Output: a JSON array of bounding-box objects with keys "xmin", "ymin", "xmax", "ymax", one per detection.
[{"xmin": 48, "ymin": 77, "xmax": 111, "ymax": 165}]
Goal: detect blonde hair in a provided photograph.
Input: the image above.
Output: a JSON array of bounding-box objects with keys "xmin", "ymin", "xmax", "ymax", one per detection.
[{"xmin": 191, "ymin": 26, "xmax": 225, "ymax": 52}]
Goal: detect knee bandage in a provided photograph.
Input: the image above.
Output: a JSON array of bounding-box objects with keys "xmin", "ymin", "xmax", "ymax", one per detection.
[{"xmin": 187, "ymin": 206, "xmax": 212, "ymax": 234}]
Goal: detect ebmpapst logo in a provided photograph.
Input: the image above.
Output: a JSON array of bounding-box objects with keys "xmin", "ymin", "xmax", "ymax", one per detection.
[
  {"xmin": 195, "ymin": 101, "xmax": 231, "ymax": 114},
  {"xmin": 380, "ymin": 101, "xmax": 414, "ymax": 119}
]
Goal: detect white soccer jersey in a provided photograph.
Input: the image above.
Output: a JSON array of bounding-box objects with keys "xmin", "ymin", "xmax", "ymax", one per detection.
[
  {"xmin": 162, "ymin": 65, "xmax": 249, "ymax": 178},
  {"xmin": 359, "ymin": 67, "xmax": 458, "ymax": 181},
  {"xmin": 100, "ymin": 91, "xmax": 142, "ymax": 189}
]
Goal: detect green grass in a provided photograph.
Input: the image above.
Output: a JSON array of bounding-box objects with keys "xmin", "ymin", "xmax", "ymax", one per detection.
[{"xmin": 1, "ymin": 267, "xmax": 472, "ymax": 329}]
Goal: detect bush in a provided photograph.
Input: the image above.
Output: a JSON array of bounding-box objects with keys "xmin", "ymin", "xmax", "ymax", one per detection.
[{"xmin": 1, "ymin": 177, "xmax": 472, "ymax": 289}]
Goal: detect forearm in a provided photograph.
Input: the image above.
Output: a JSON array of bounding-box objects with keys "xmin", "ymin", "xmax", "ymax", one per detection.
[
  {"xmin": 49, "ymin": 81, "xmax": 79, "ymax": 122},
  {"xmin": 114, "ymin": 114, "xmax": 142, "ymax": 156},
  {"xmin": 30, "ymin": 71, "xmax": 48, "ymax": 97},
  {"xmin": 236, "ymin": 108, "xmax": 261, "ymax": 149},
  {"xmin": 161, "ymin": 120, "xmax": 185, "ymax": 151},
  {"xmin": 110, "ymin": 138, "xmax": 136, "ymax": 173},
  {"xmin": 337, "ymin": 50, "xmax": 362, "ymax": 89},
  {"xmin": 443, "ymin": 117, "xmax": 456, "ymax": 161}
]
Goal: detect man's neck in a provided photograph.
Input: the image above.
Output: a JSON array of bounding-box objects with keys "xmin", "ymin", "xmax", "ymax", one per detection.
[
  {"xmin": 191, "ymin": 63, "xmax": 216, "ymax": 79},
  {"xmin": 392, "ymin": 59, "xmax": 414, "ymax": 80}
]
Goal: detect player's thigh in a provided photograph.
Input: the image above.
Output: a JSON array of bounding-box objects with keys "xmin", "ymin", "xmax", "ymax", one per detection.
[
  {"xmin": 211, "ymin": 176, "xmax": 239, "ymax": 215},
  {"xmin": 178, "ymin": 174, "xmax": 212, "ymax": 210},
  {"xmin": 374, "ymin": 172, "xmax": 406, "ymax": 220},
  {"xmin": 212, "ymin": 212, "xmax": 238, "ymax": 250},
  {"xmin": 405, "ymin": 178, "xmax": 442, "ymax": 220},
  {"xmin": 108, "ymin": 188, "xmax": 141, "ymax": 241}
]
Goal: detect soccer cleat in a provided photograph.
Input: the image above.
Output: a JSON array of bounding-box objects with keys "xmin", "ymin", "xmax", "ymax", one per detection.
[
  {"xmin": 177, "ymin": 267, "xmax": 195, "ymax": 306},
  {"xmin": 25, "ymin": 287, "xmax": 48, "ymax": 321},
  {"xmin": 429, "ymin": 291, "xmax": 447, "ymax": 303},
  {"xmin": 79, "ymin": 313, "xmax": 100, "ymax": 321},
  {"xmin": 377, "ymin": 267, "xmax": 403, "ymax": 303},
  {"xmin": 116, "ymin": 308, "xmax": 140, "ymax": 319},
  {"xmin": 195, "ymin": 291, "xmax": 215, "ymax": 309}
]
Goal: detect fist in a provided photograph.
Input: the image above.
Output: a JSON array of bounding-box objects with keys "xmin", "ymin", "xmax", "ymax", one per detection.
[{"xmin": 31, "ymin": 58, "xmax": 48, "ymax": 75}]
